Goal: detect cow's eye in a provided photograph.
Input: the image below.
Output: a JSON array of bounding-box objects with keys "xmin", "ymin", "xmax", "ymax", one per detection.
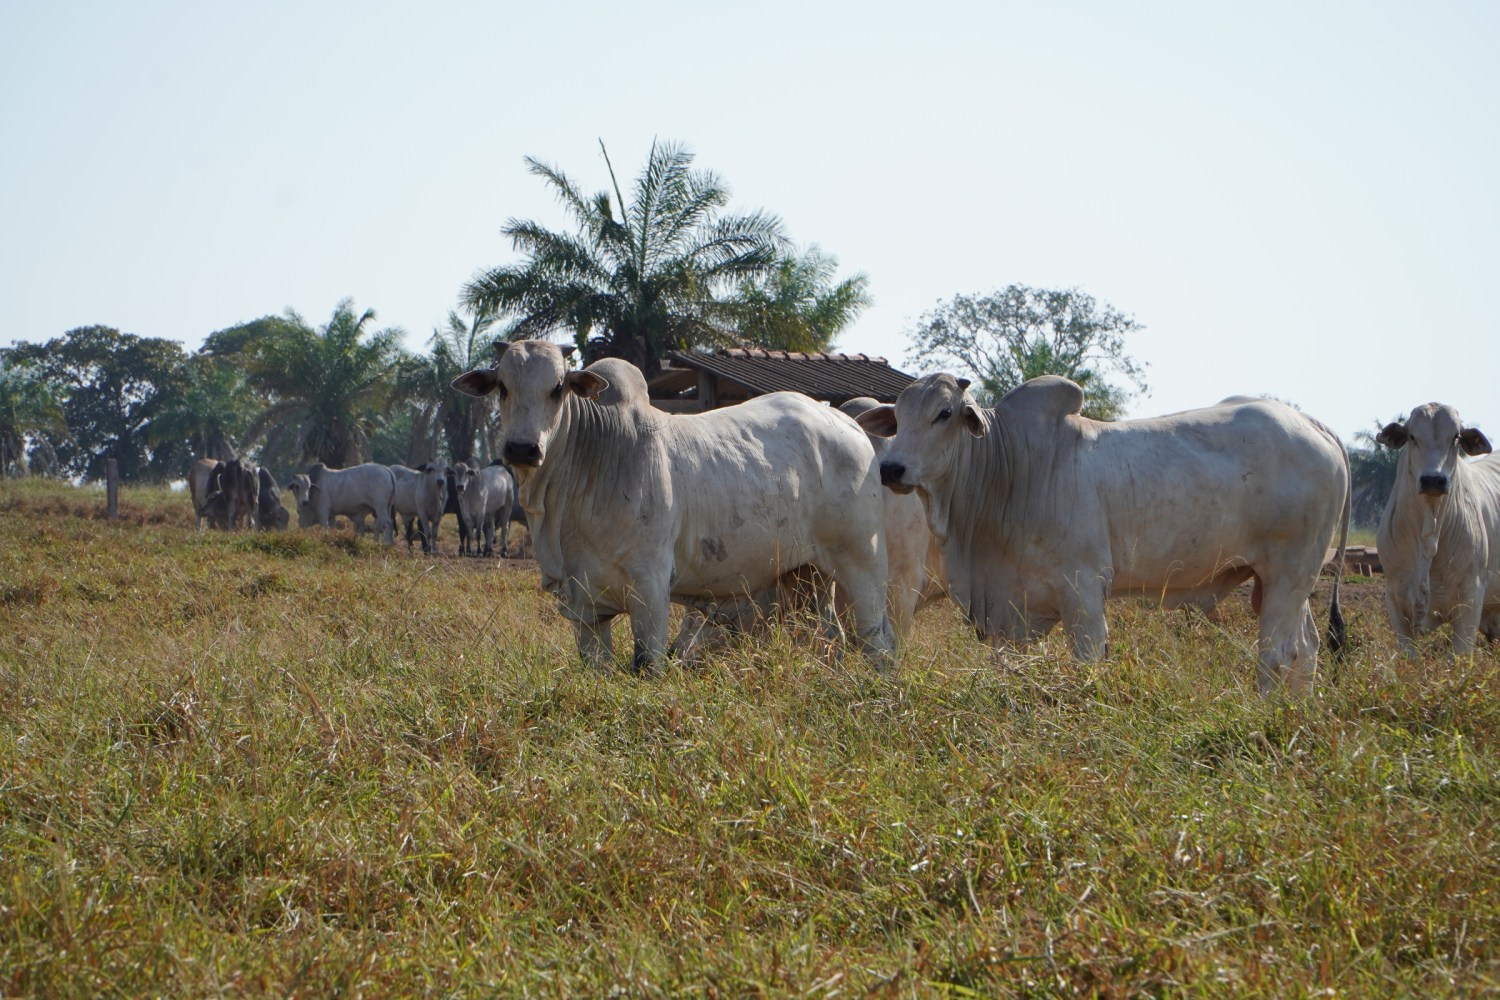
[
  {"xmin": 496, "ymin": 383, "xmax": 509, "ymax": 401},
  {"xmin": 550, "ymin": 382, "xmax": 563, "ymax": 400},
  {"xmin": 935, "ymin": 407, "xmax": 952, "ymax": 423}
]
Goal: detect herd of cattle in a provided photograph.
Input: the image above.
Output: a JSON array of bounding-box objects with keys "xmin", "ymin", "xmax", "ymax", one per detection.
[
  {"xmin": 186, "ymin": 339, "xmax": 1499, "ymax": 696},
  {"xmin": 188, "ymin": 455, "xmax": 522, "ymax": 557}
]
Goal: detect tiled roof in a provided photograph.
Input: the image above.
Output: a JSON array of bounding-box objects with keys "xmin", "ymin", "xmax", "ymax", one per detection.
[{"xmin": 657, "ymin": 348, "xmax": 917, "ymax": 404}]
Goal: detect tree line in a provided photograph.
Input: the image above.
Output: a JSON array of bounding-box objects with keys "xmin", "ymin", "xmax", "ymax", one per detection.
[{"xmin": 0, "ymin": 137, "xmax": 1399, "ymax": 525}]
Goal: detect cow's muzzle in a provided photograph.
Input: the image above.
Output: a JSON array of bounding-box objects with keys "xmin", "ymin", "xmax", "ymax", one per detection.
[
  {"xmin": 504, "ymin": 441, "xmax": 543, "ymax": 467},
  {"xmin": 880, "ymin": 461, "xmax": 915, "ymax": 494},
  {"xmin": 1419, "ymin": 474, "xmax": 1449, "ymax": 497}
]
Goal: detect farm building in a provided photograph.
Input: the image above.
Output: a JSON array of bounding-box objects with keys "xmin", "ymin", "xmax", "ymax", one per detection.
[{"xmin": 647, "ymin": 347, "xmax": 918, "ymax": 413}]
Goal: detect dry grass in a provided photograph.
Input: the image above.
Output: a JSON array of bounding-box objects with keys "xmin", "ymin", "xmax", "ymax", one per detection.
[{"xmin": 0, "ymin": 479, "xmax": 1496, "ymax": 996}]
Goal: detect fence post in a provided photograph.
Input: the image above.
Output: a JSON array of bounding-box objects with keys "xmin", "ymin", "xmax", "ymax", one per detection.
[{"xmin": 106, "ymin": 458, "xmax": 120, "ymax": 520}]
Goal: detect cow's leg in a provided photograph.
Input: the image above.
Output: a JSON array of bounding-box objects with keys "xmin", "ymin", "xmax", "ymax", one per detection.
[
  {"xmin": 498, "ymin": 516, "xmax": 511, "ymax": 559},
  {"xmin": 572, "ymin": 616, "xmax": 616, "ymax": 672},
  {"xmin": 1383, "ymin": 586, "xmax": 1422, "ymax": 661},
  {"xmin": 625, "ymin": 579, "xmax": 672, "ymax": 677},
  {"xmin": 1256, "ymin": 582, "xmax": 1319, "ymax": 695},
  {"xmin": 1449, "ymin": 588, "xmax": 1485, "ymax": 658},
  {"xmin": 1060, "ymin": 570, "xmax": 1109, "ymax": 661}
]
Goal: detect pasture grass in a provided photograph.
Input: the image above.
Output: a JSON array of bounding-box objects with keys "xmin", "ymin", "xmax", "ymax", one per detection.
[{"xmin": 0, "ymin": 479, "xmax": 1496, "ymax": 996}]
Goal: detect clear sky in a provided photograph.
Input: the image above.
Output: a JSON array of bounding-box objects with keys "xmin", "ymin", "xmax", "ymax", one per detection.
[{"xmin": 3, "ymin": 1, "xmax": 1496, "ymax": 443}]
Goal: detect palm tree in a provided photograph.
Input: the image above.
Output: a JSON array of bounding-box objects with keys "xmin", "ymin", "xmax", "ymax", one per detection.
[
  {"xmin": 464, "ymin": 139, "xmax": 789, "ymax": 375},
  {"xmin": 729, "ymin": 245, "xmax": 872, "ymax": 352},
  {"xmin": 0, "ymin": 355, "xmax": 66, "ymax": 477},
  {"xmin": 147, "ymin": 354, "xmax": 259, "ymax": 463},
  {"xmin": 243, "ymin": 300, "xmax": 408, "ymax": 468},
  {"xmin": 398, "ymin": 307, "xmax": 505, "ymax": 464}
]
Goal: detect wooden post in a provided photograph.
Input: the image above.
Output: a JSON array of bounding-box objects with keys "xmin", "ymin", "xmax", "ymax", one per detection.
[
  {"xmin": 106, "ymin": 458, "xmax": 120, "ymax": 520},
  {"xmin": 697, "ymin": 370, "xmax": 718, "ymax": 412}
]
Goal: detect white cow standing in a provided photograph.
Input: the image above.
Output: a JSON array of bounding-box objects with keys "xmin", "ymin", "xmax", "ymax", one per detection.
[
  {"xmin": 1375, "ymin": 403, "xmax": 1499, "ymax": 658},
  {"xmin": 452, "ymin": 340, "xmax": 895, "ymax": 675},
  {"xmin": 857, "ymin": 374, "xmax": 1350, "ymax": 695},
  {"xmin": 285, "ymin": 462, "xmax": 397, "ymax": 544},
  {"xmin": 391, "ymin": 463, "xmax": 448, "ymax": 554},
  {"xmin": 839, "ymin": 396, "xmax": 947, "ymax": 637}
]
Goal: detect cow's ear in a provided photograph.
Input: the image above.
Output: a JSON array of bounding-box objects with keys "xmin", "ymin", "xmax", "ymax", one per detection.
[
  {"xmin": 1459, "ymin": 427, "xmax": 1492, "ymax": 457},
  {"xmin": 855, "ymin": 405, "xmax": 899, "ymax": 438},
  {"xmin": 452, "ymin": 369, "xmax": 501, "ymax": 398},
  {"xmin": 963, "ymin": 403, "xmax": 986, "ymax": 437},
  {"xmin": 1375, "ymin": 422, "xmax": 1409, "ymax": 449},
  {"xmin": 568, "ymin": 370, "xmax": 609, "ymax": 399}
]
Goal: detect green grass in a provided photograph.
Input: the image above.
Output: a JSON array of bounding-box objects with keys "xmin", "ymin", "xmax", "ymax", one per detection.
[{"xmin": 1, "ymin": 479, "xmax": 1496, "ymax": 996}]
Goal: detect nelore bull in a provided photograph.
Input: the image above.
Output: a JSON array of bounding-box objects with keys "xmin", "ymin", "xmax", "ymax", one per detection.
[
  {"xmin": 1376, "ymin": 403, "xmax": 1500, "ymax": 658},
  {"xmin": 857, "ymin": 374, "xmax": 1350, "ymax": 695},
  {"xmin": 285, "ymin": 462, "xmax": 396, "ymax": 544},
  {"xmin": 452, "ymin": 340, "xmax": 895, "ymax": 675}
]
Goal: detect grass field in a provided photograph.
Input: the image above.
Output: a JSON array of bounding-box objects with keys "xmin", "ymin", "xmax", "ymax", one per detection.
[{"xmin": 1, "ymin": 478, "xmax": 1496, "ymax": 996}]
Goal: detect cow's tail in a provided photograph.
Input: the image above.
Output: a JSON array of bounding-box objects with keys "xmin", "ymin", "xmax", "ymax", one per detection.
[{"xmin": 1326, "ymin": 431, "xmax": 1352, "ymax": 664}]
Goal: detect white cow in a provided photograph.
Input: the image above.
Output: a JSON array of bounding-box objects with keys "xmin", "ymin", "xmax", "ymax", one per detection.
[
  {"xmin": 474, "ymin": 462, "xmax": 517, "ymax": 558},
  {"xmin": 452, "ymin": 340, "xmax": 895, "ymax": 675},
  {"xmin": 857, "ymin": 374, "xmax": 1350, "ymax": 695},
  {"xmin": 1375, "ymin": 403, "xmax": 1499, "ymax": 658},
  {"xmin": 391, "ymin": 463, "xmax": 448, "ymax": 554},
  {"xmin": 839, "ymin": 396, "xmax": 947, "ymax": 637},
  {"xmin": 285, "ymin": 462, "xmax": 396, "ymax": 544}
]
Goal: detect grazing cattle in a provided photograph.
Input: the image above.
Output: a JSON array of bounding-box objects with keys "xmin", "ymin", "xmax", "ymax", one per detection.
[
  {"xmin": 451, "ymin": 462, "xmax": 489, "ymax": 557},
  {"xmin": 392, "ymin": 463, "xmax": 448, "ymax": 553},
  {"xmin": 256, "ymin": 466, "xmax": 290, "ymax": 531},
  {"xmin": 857, "ymin": 374, "xmax": 1350, "ymax": 695},
  {"xmin": 476, "ymin": 462, "xmax": 517, "ymax": 558},
  {"xmin": 452, "ymin": 340, "xmax": 894, "ymax": 675},
  {"xmin": 207, "ymin": 457, "xmax": 259, "ymax": 530},
  {"xmin": 1375, "ymin": 404, "xmax": 1500, "ymax": 658},
  {"xmin": 285, "ymin": 462, "xmax": 396, "ymax": 543},
  {"xmin": 188, "ymin": 458, "xmax": 228, "ymax": 530},
  {"xmin": 840, "ymin": 397, "xmax": 947, "ymax": 638},
  {"xmin": 437, "ymin": 465, "xmax": 473, "ymax": 555}
]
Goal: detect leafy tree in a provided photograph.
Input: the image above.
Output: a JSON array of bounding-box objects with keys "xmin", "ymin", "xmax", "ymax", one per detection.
[
  {"xmin": 464, "ymin": 139, "xmax": 788, "ymax": 375},
  {"xmin": 147, "ymin": 354, "xmax": 260, "ymax": 465},
  {"xmin": 729, "ymin": 245, "xmax": 871, "ymax": 352},
  {"xmin": 1349, "ymin": 416, "xmax": 1405, "ymax": 529},
  {"xmin": 905, "ymin": 285, "xmax": 1148, "ymax": 420},
  {"xmin": 4, "ymin": 326, "xmax": 190, "ymax": 481},
  {"xmin": 241, "ymin": 300, "xmax": 408, "ymax": 468},
  {"xmin": 397, "ymin": 307, "xmax": 505, "ymax": 464},
  {"xmin": 0, "ymin": 355, "xmax": 67, "ymax": 477}
]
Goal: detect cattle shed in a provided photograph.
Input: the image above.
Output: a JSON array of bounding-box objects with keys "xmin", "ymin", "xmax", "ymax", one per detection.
[{"xmin": 648, "ymin": 347, "xmax": 918, "ymax": 413}]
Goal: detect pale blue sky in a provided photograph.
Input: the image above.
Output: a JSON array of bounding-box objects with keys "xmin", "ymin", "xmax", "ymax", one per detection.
[{"xmin": 3, "ymin": 1, "xmax": 1496, "ymax": 442}]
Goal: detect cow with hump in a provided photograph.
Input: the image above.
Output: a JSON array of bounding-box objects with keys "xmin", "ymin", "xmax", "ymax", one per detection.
[
  {"xmin": 451, "ymin": 340, "xmax": 896, "ymax": 675},
  {"xmin": 856, "ymin": 374, "xmax": 1351, "ymax": 695},
  {"xmin": 1375, "ymin": 404, "xmax": 1500, "ymax": 658}
]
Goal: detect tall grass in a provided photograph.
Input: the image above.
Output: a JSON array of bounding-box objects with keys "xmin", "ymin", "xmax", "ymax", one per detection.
[{"xmin": 1, "ymin": 479, "xmax": 1495, "ymax": 996}]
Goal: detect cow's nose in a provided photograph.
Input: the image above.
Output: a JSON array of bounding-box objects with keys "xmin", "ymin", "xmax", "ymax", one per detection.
[
  {"xmin": 504, "ymin": 441, "xmax": 543, "ymax": 467},
  {"xmin": 880, "ymin": 461, "xmax": 906, "ymax": 486},
  {"xmin": 1419, "ymin": 474, "xmax": 1449, "ymax": 496}
]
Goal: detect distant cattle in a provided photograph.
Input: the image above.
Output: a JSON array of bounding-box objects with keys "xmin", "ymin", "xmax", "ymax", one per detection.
[
  {"xmin": 858, "ymin": 374, "xmax": 1350, "ymax": 695},
  {"xmin": 285, "ymin": 462, "xmax": 396, "ymax": 543},
  {"xmin": 256, "ymin": 466, "xmax": 290, "ymax": 531},
  {"xmin": 452, "ymin": 340, "xmax": 895, "ymax": 674},
  {"xmin": 1376, "ymin": 403, "xmax": 1500, "ymax": 657},
  {"xmin": 840, "ymin": 396, "xmax": 947, "ymax": 637},
  {"xmin": 475, "ymin": 462, "xmax": 517, "ymax": 558},
  {"xmin": 211, "ymin": 457, "xmax": 260, "ymax": 530},
  {"xmin": 392, "ymin": 463, "xmax": 448, "ymax": 553},
  {"xmin": 188, "ymin": 458, "xmax": 228, "ymax": 530}
]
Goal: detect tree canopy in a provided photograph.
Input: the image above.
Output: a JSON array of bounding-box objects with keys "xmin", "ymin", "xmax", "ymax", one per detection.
[
  {"xmin": 905, "ymin": 285, "xmax": 1148, "ymax": 420},
  {"xmin": 464, "ymin": 140, "xmax": 790, "ymax": 374}
]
